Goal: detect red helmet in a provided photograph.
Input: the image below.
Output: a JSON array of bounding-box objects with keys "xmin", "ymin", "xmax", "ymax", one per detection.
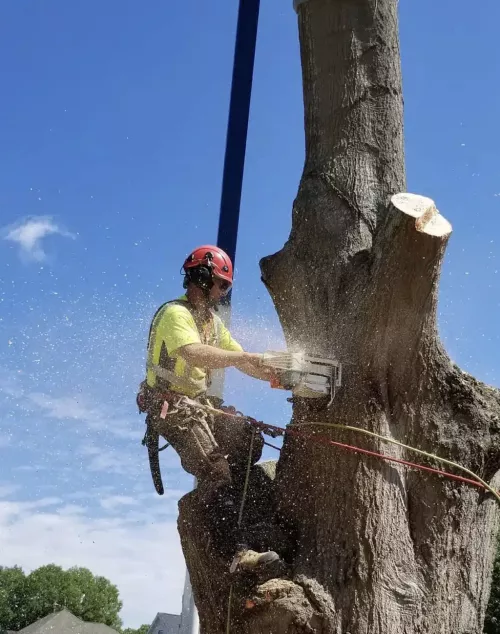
[{"xmin": 182, "ymin": 245, "xmax": 233, "ymax": 285}]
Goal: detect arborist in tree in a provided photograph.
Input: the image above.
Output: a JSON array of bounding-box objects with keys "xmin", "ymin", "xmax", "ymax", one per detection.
[{"xmin": 137, "ymin": 245, "xmax": 282, "ymax": 575}]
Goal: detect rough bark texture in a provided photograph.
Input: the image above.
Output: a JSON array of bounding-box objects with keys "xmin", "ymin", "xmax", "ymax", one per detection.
[{"xmin": 178, "ymin": 0, "xmax": 500, "ymax": 632}]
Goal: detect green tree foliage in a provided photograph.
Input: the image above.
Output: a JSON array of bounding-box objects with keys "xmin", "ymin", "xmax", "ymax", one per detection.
[
  {"xmin": 0, "ymin": 566, "xmax": 27, "ymax": 630},
  {"xmin": 485, "ymin": 541, "xmax": 500, "ymax": 633},
  {"xmin": 122, "ymin": 625, "xmax": 150, "ymax": 634},
  {"xmin": 0, "ymin": 565, "xmax": 123, "ymax": 631}
]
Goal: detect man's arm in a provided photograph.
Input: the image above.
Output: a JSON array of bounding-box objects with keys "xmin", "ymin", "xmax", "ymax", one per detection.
[
  {"xmin": 178, "ymin": 343, "xmax": 265, "ymax": 374},
  {"xmin": 211, "ymin": 317, "xmax": 271, "ymax": 380}
]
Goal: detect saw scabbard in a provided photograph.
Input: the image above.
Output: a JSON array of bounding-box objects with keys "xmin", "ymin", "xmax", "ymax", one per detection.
[{"xmin": 142, "ymin": 417, "xmax": 166, "ymax": 496}]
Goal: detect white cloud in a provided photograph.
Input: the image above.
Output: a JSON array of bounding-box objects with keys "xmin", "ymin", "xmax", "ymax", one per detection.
[
  {"xmin": 100, "ymin": 495, "xmax": 139, "ymax": 511},
  {"xmin": 79, "ymin": 444, "xmax": 133, "ymax": 475},
  {"xmin": 0, "ymin": 496, "xmax": 186, "ymax": 628},
  {"xmin": 0, "ymin": 483, "xmax": 19, "ymax": 497},
  {"xmin": 0, "ymin": 374, "xmax": 172, "ymax": 483},
  {"xmin": 28, "ymin": 392, "xmax": 101, "ymax": 422},
  {"xmin": 0, "ymin": 375, "xmax": 143, "ymax": 443},
  {"xmin": 0, "ymin": 371, "xmax": 24, "ymax": 398},
  {"xmin": 14, "ymin": 463, "xmax": 49, "ymax": 472},
  {"xmin": 2, "ymin": 215, "xmax": 75, "ymax": 262},
  {"xmin": 0, "ymin": 363, "xmax": 191, "ymax": 627},
  {"xmin": 27, "ymin": 392, "xmax": 142, "ymax": 440}
]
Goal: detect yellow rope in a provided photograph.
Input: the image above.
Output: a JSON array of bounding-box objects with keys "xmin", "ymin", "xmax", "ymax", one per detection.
[
  {"xmin": 238, "ymin": 428, "xmax": 256, "ymax": 526},
  {"xmin": 205, "ymin": 403, "xmax": 500, "ymax": 633},
  {"xmin": 201, "ymin": 400, "xmax": 500, "ymax": 505},
  {"xmin": 225, "ymin": 584, "xmax": 233, "ymax": 634}
]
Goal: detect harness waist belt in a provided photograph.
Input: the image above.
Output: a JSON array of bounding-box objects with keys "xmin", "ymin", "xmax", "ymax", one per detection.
[{"xmin": 146, "ymin": 361, "xmax": 206, "ymax": 395}]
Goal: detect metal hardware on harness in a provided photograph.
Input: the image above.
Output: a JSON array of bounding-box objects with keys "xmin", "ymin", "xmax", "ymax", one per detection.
[
  {"xmin": 247, "ymin": 419, "xmax": 284, "ymax": 439},
  {"xmin": 262, "ymin": 351, "xmax": 342, "ymax": 406}
]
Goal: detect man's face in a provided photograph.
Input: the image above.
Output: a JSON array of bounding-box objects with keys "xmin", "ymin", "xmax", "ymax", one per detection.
[{"xmin": 208, "ymin": 277, "xmax": 231, "ymax": 305}]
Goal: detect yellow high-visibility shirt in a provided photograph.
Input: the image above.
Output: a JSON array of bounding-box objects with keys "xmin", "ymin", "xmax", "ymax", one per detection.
[{"xmin": 146, "ymin": 295, "xmax": 242, "ymax": 397}]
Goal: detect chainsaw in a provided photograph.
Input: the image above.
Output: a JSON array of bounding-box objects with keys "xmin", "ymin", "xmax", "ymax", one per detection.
[{"xmin": 262, "ymin": 351, "xmax": 342, "ymax": 405}]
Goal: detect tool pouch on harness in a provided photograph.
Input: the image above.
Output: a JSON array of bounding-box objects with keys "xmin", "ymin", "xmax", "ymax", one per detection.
[
  {"xmin": 137, "ymin": 383, "xmax": 222, "ymax": 496},
  {"xmin": 137, "ymin": 381, "xmax": 163, "ymax": 416}
]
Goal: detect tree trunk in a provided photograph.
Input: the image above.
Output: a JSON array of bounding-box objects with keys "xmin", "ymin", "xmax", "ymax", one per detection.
[{"xmin": 178, "ymin": 0, "xmax": 500, "ymax": 632}]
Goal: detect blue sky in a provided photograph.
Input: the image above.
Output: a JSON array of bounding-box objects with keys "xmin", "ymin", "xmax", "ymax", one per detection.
[{"xmin": 0, "ymin": 0, "xmax": 499, "ymax": 627}]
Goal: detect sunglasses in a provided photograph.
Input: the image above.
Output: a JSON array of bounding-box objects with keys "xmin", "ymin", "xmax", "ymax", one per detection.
[{"xmin": 214, "ymin": 278, "xmax": 232, "ymax": 293}]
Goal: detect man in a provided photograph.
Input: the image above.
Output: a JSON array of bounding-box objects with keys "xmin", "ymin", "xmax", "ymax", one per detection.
[{"xmin": 138, "ymin": 245, "xmax": 281, "ymax": 574}]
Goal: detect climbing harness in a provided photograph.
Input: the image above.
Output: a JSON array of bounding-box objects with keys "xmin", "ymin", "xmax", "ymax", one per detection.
[
  {"xmin": 140, "ymin": 391, "xmax": 500, "ymax": 503},
  {"xmin": 138, "ymin": 387, "xmax": 218, "ymax": 495}
]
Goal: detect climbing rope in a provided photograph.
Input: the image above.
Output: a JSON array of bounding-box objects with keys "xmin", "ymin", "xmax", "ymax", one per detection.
[
  {"xmin": 142, "ymin": 368, "xmax": 498, "ymax": 627},
  {"xmin": 294, "ymin": 421, "xmax": 500, "ymax": 504},
  {"xmin": 225, "ymin": 427, "xmax": 257, "ymax": 634},
  {"xmin": 199, "ymin": 401, "xmax": 500, "ymax": 505},
  {"xmin": 205, "ymin": 402, "xmax": 499, "ymax": 633}
]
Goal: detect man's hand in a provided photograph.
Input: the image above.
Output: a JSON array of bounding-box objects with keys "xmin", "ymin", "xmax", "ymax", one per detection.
[
  {"xmin": 239, "ymin": 352, "xmax": 264, "ymax": 370},
  {"xmin": 236, "ymin": 353, "xmax": 274, "ymax": 381}
]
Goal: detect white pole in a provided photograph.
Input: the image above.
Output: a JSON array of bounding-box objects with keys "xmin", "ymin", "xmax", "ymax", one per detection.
[{"xmin": 178, "ymin": 567, "xmax": 199, "ymax": 634}]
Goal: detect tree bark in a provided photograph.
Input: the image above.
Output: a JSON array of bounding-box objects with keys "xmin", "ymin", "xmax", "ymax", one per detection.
[{"xmin": 178, "ymin": 0, "xmax": 500, "ymax": 632}]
